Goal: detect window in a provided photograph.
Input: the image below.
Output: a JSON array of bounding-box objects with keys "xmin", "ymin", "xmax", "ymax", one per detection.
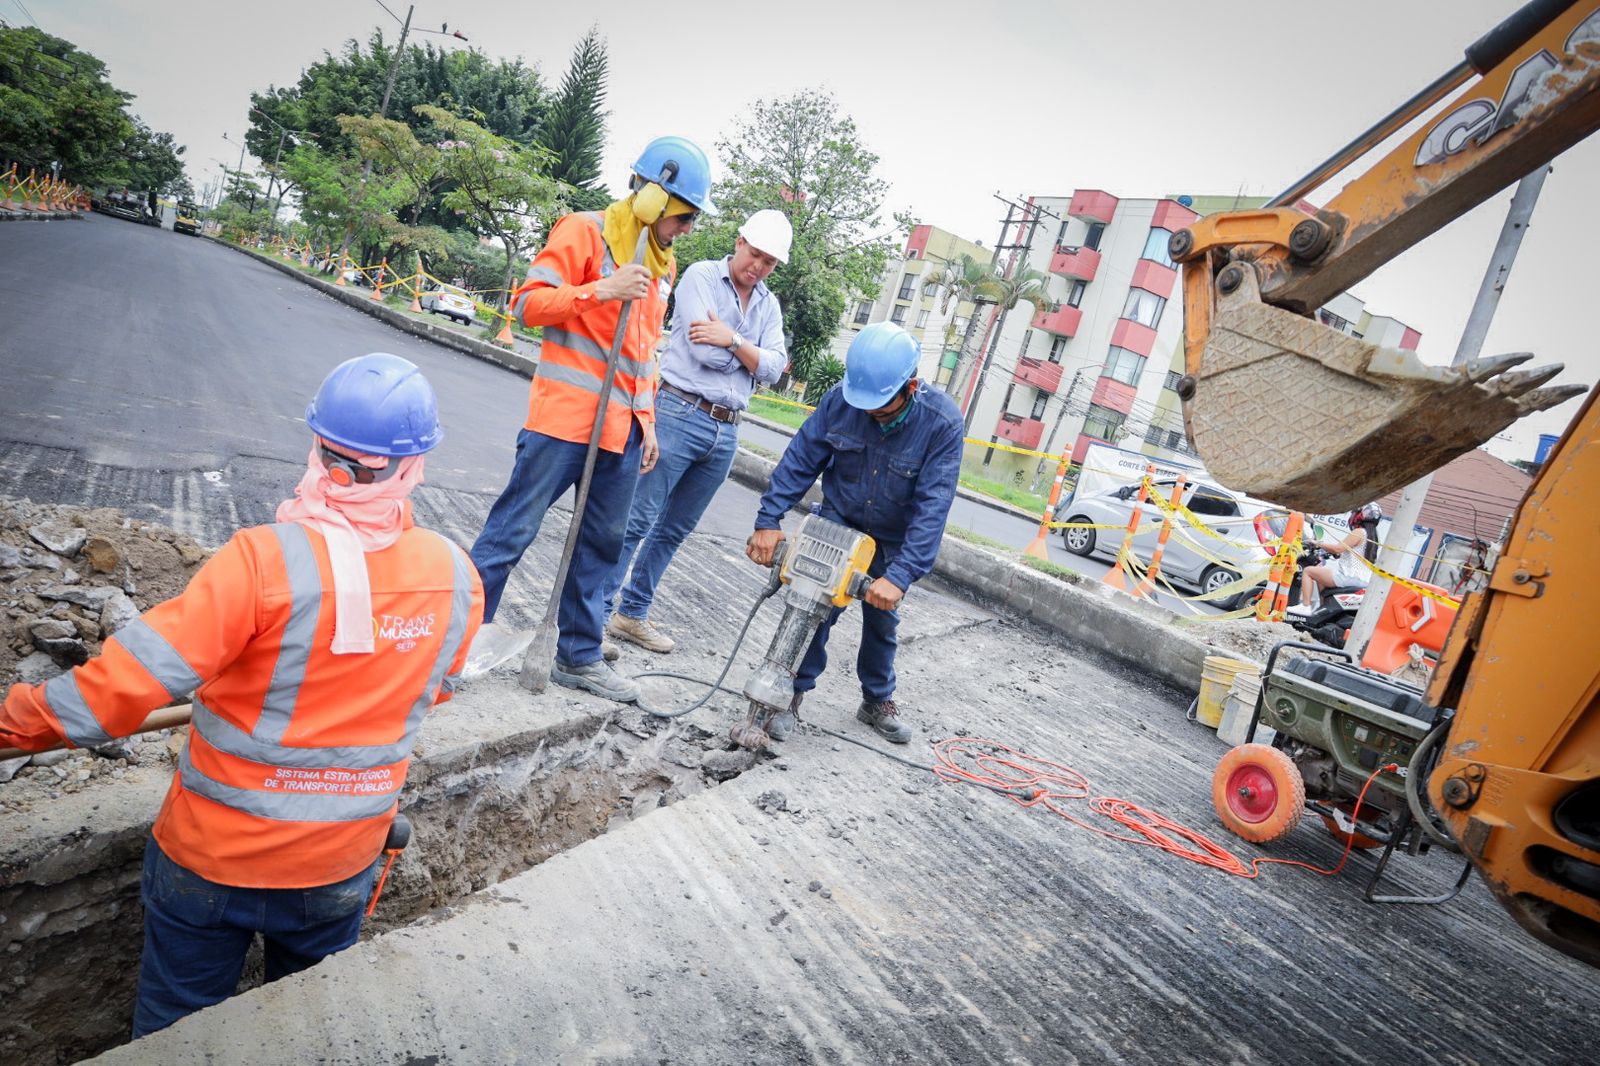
[
  {"xmin": 897, "ymin": 274, "xmax": 917, "ymax": 301},
  {"xmin": 952, "ymin": 315, "xmax": 968, "ymax": 332},
  {"xmin": 1018, "ymin": 330, "xmax": 1033, "ymax": 357},
  {"xmin": 1141, "ymin": 228, "xmax": 1176, "ymax": 269},
  {"xmin": 906, "ymin": 249, "xmax": 919, "ymax": 260},
  {"xmin": 1186, "ymin": 487, "xmax": 1240, "ymax": 517},
  {"xmin": 1048, "ymin": 336, "xmax": 1068, "ymax": 364},
  {"xmin": 1164, "ymin": 370, "xmax": 1182, "ymax": 392},
  {"xmin": 1105, "ymin": 345, "xmax": 1146, "ymax": 385},
  {"xmin": 916, "ymin": 309, "xmax": 930, "ymax": 328},
  {"xmin": 1083, "ymin": 402, "xmax": 1125, "ymax": 441},
  {"xmin": 854, "ymin": 300, "xmax": 872, "ymax": 325},
  {"xmin": 1056, "ymin": 220, "xmax": 1071, "ymax": 245},
  {"xmin": 1121, "ymin": 288, "xmax": 1167, "ymax": 328},
  {"xmin": 923, "ymin": 281, "xmax": 938, "ymax": 297},
  {"xmin": 1031, "ymin": 392, "xmax": 1048, "ymax": 419},
  {"xmin": 1144, "ymin": 424, "xmax": 1164, "ymax": 446},
  {"xmin": 1318, "ymin": 308, "xmax": 1353, "ymax": 333},
  {"xmin": 1166, "ymin": 429, "xmax": 1184, "ymax": 451},
  {"xmin": 890, "ymin": 304, "xmax": 908, "ymax": 325},
  {"xmin": 1084, "ymin": 222, "xmax": 1106, "ymax": 251},
  {"xmin": 1066, "ymin": 279, "xmax": 1087, "ymax": 307}
]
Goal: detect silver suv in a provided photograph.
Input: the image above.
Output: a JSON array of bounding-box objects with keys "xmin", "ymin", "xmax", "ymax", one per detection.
[{"xmin": 1054, "ymin": 478, "xmax": 1281, "ymax": 607}]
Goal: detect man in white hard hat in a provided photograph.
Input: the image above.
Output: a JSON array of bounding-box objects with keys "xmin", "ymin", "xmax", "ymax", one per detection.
[{"xmin": 604, "ymin": 209, "xmax": 792, "ymax": 653}]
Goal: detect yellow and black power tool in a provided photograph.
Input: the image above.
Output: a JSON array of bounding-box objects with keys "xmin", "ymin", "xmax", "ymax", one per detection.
[{"xmin": 732, "ymin": 513, "xmax": 876, "ymax": 751}]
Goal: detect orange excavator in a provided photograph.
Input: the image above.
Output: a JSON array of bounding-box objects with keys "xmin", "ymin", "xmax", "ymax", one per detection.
[{"xmin": 1172, "ymin": 0, "xmax": 1599, "ymax": 967}]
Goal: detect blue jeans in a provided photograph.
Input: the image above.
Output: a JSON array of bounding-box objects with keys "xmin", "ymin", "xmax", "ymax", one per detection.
[
  {"xmin": 133, "ymin": 837, "xmax": 378, "ymax": 1038},
  {"xmin": 794, "ymin": 547, "xmax": 898, "ymax": 702},
  {"xmin": 470, "ymin": 425, "xmax": 642, "ymax": 665},
  {"xmin": 605, "ymin": 390, "xmax": 738, "ymax": 619}
]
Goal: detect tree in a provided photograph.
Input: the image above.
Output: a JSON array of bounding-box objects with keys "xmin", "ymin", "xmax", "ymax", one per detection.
[
  {"xmin": 115, "ymin": 120, "xmax": 187, "ymax": 195},
  {"xmin": 540, "ymin": 27, "xmax": 610, "ymax": 212},
  {"xmin": 962, "ymin": 265, "xmax": 1057, "ymax": 431},
  {"xmin": 674, "ymin": 90, "xmax": 899, "ymax": 385},
  {"xmin": 0, "ymin": 26, "xmax": 139, "ymax": 185},
  {"xmin": 924, "ymin": 253, "xmax": 993, "ymax": 395},
  {"xmin": 416, "ymin": 104, "xmax": 571, "ymax": 307},
  {"xmin": 338, "ymin": 113, "xmax": 450, "ymax": 265}
]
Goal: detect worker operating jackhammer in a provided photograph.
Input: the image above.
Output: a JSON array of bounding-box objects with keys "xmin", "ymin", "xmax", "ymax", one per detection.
[
  {"xmin": 0, "ymin": 353, "xmax": 484, "ymax": 1037},
  {"xmin": 744, "ymin": 322, "xmax": 965, "ymax": 745},
  {"xmin": 466, "ymin": 136, "xmax": 716, "ymax": 702}
]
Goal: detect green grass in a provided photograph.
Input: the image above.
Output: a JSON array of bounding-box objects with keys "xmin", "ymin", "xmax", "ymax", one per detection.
[
  {"xmin": 947, "ymin": 525, "xmax": 1084, "ymax": 583},
  {"xmin": 956, "ymin": 473, "xmax": 1048, "ymax": 515},
  {"xmin": 945, "ymin": 526, "xmax": 1011, "ymax": 551},
  {"xmin": 747, "ymin": 395, "xmax": 811, "ymax": 429}
]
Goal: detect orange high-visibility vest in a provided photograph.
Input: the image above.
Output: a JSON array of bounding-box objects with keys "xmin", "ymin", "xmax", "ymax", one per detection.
[
  {"xmin": 509, "ymin": 211, "xmax": 672, "ymax": 454},
  {"xmin": 0, "ymin": 517, "xmax": 483, "ymax": 889}
]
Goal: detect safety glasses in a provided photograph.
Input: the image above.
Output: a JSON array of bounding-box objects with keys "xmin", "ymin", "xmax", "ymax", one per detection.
[{"xmin": 319, "ymin": 443, "xmax": 402, "ymax": 486}]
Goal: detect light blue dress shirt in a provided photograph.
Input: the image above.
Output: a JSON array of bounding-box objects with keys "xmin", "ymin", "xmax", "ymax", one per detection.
[{"xmin": 659, "ymin": 256, "xmax": 787, "ymax": 410}]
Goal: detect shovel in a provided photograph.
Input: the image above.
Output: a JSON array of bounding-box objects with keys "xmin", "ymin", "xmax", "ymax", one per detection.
[{"xmin": 520, "ymin": 180, "xmax": 672, "ymax": 694}]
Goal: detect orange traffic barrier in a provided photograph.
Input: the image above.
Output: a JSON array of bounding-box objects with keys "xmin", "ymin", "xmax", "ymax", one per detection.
[
  {"xmin": 407, "ymin": 270, "xmax": 423, "ymax": 313},
  {"xmin": 1023, "ymin": 452, "xmax": 1071, "ymax": 561},
  {"xmin": 1255, "ymin": 512, "xmax": 1304, "ymax": 621},
  {"xmin": 494, "ymin": 311, "xmax": 515, "ymax": 348},
  {"xmin": 1360, "ymin": 579, "xmax": 1458, "ymax": 675},
  {"xmin": 1102, "ymin": 464, "xmax": 1155, "ymax": 593},
  {"xmin": 335, "ymin": 252, "xmax": 350, "ymax": 286},
  {"xmin": 1132, "ymin": 476, "xmax": 1187, "ymax": 600},
  {"xmin": 369, "ymin": 258, "xmax": 388, "ymax": 302},
  {"xmin": 2, "ymin": 165, "xmax": 15, "ymax": 211}
]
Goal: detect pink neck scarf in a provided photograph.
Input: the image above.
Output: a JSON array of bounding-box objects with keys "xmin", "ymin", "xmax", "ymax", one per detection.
[{"xmin": 276, "ymin": 444, "xmax": 427, "ymax": 654}]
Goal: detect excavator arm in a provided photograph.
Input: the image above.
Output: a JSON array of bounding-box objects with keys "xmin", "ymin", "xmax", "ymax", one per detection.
[{"xmin": 1170, "ymin": 0, "xmax": 1597, "ymax": 512}]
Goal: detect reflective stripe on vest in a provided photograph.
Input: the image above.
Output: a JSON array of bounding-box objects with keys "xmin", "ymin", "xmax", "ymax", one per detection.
[
  {"xmin": 43, "ymin": 672, "xmax": 110, "ymax": 748},
  {"xmin": 403, "ymin": 535, "xmax": 475, "ymax": 730},
  {"xmin": 536, "ymin": 357, "xmax": 655, "ymax": 411},
  {"xmin": 541, "ymin": 326, "xmax": 657, "ymax": 383},
  {"xmin": 190, "ymin": 699, "xmax": 410, "ymax": 769},
  {"xmin": 256, "ymin": 523, "xmax": 322, "ymax": 744},
  {"xmin": 115, "ymin": 617, "xmax": 202, "ymax": 700},
  {"xmin": 178, "ymin": 743, "xmax": 400, "ymax": 822}
]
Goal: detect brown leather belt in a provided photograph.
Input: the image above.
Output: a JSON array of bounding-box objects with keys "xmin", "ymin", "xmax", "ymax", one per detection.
[{"xmin": 660, "ymin": 381, "xmax": 741, "ymax": 424}]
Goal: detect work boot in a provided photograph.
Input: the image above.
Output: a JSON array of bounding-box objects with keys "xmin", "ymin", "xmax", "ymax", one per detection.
[
  {"xmin": 765, "ymin": 692, "xmax": 804, "ymax": 743},
  {"xmin": 856, "ymin": 699, "xmax": 912, "ymax": 744},
  {"xmin": 602, "ymin": 640, "xmax": 621, "ymax": 662},
  {"xmin": 606, "ymin": 613, "xmax": 676, "ymax": 653},
  {"xmin": 552, "ymin": 659, "xmax": 640, "ymax": 703}
]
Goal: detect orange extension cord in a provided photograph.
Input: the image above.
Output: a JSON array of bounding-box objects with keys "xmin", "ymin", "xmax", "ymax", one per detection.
[{"xmin": 929, "ymin": 736, "xmax": 1397, "ymax": 881}]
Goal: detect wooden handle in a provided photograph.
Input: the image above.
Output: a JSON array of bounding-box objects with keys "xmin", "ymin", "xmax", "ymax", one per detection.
[{"xmin": 0, "ymin": 703, "xmax": 193, "ymax": 762}]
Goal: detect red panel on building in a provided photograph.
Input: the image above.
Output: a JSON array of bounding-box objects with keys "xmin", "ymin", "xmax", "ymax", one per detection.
[
  {"xmin": 1150, "ymin": 199, "xmax": 1199, "ymax": 231},
  {"xmin": 1130, "ymin": 258, "xmax": 1177, "ymax": 299},
  {"xmin": 1071, "ymin": 433, "xmax": 1107, "ymax": 464},
  {"xmin": 905, "ymin": 225, "xmax": 930, "ymax": 259},
  {"xmin": 1013, "ymin": 356, "xmax": 1064, "ymax": 393},
  {"xmin": 995, "ymin": 415, "xmax": 1044, "ymax": 450},
  {"xmin": 1110, "ymin": 318, "xmax": 1157, "ymax": 356},
  {"xmin": 1090, "ymin": 374, "xmax": 1136, "ymax": 413},
  {"xmin": 1048, "ymin": 244, "xmax": 1101, "ymax": 281},
  {"xmin": 1068, "ymin": 189, "xmax": 1118, "ymax": 224},
  {"xmin": 1032, "ymin": 305, "xmax": 1082, "ymax": 337},
  {"xmin": 1401, "ymin": 327, "xmax": 1422, "ymax": 351}
]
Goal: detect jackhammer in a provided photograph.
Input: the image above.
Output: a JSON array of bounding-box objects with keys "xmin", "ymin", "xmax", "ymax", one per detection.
[{"xmin": 729, "ymin": 512, "xmax": 876, "ymax": 751}]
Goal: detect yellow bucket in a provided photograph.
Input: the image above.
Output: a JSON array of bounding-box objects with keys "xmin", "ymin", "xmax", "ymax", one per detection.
[{"xmin": 1196, "ymin": 655, "xmax": 1256, "ymax": 729}]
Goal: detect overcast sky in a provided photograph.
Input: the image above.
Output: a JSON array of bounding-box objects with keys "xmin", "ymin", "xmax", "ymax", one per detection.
[{"xmin": 23, "ymin": 0, "xmax": 1598, "ymax": 461}]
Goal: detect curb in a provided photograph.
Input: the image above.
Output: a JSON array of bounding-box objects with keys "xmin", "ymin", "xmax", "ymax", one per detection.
[
  {"xmin": 206, "ymin": 236, "xmax": 541, "ymax": 378},
  {"xmin": 726, "ymin": 447, "xmax": 1217, "ymax": 693},
  {"xmin": 0, "ymin": 210, "xmax": 81, "ymax": 222}
]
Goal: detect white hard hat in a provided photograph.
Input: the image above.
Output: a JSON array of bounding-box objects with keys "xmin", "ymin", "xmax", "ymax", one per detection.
[{"xmin": 738, "ymin": 209, "xmax": 792, "ymax": 264}]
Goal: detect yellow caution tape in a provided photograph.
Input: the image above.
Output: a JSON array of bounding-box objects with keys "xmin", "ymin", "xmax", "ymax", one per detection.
[{"xmin": 1348, "ymin": 553, "xmax": 1462, "ymax": 609}]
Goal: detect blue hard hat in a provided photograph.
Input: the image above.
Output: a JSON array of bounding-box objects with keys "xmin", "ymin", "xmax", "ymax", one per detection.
[
  {"xmin": 305, "ymin": 353, "xmax": 443, "ymax": 457},
  {"xmin": 842, "ymin": 323, "xmax": 920, "ymax": 409},
  {"xmin": 632, "ymin": 136, "xmax": 718, "ymax": 215}
]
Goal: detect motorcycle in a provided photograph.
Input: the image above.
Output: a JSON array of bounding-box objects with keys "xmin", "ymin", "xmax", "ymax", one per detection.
[{"xmin": 1284, "ymin": 546, "xmax": 1366, "ymax": 649}]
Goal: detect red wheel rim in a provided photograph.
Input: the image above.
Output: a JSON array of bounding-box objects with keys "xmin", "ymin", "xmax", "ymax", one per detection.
[{"xmin": 1225, "ymin": 764, "xmax": 1280, "ymax": 823}]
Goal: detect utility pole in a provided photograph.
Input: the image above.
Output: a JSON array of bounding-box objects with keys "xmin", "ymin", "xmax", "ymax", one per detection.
[
  {"xmin": 1344, "ymin": 166, "xmax": 1551, "ymax": 660},
  {"xmin": 338, "ymin": 3, "xmax": 413, "ymax": 263}
]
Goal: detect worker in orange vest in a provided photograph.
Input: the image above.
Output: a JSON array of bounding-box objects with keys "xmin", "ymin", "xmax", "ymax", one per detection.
[
  {"xmin": 468, "ymin": 136, "xmax": 715, "ymax": 703},
  {"xmin": 0, "ymin": 353, "xmax": 484, "ymax": 1037}
]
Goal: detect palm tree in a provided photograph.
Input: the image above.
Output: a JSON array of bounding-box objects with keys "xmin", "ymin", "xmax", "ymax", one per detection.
[
  {"xmin": 924, "ymin": 253, "xmax": 994, "ymax": 395},
  {"xmin": 962, "ymin": 264, "xmax": 1057, "ymax": 431}
]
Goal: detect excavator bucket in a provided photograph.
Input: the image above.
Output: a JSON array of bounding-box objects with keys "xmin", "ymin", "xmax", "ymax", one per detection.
[{"xmin": 1182, "ymin": 270, "xmax": 1583, "ymax": 513}]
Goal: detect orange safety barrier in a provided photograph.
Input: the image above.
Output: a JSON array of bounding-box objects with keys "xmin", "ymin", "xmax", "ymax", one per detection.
[
  {"xmin": 335, "ymin": 251, "xmax": 350, "ymax": 286},
  {"xmin": 494, "ymin": 310, "xmax": 515, "ymax": 348},
  {"xmin": 1023, "ymin": 452, "xmax": 1072, "ymax": 561},
  {"xmin": 1255, "ymin": 512, "xmax": 1304, "ymax": 622},
  {"xmin": 370, "ymin": 258, "xmax": 389, "ymax": 302},
  {"xmin": 1131, "ymin": 476, "xmax": 1187, "ymax": 600},
  {"xmin": 407, "ymin": 270, "xmax": 423, "ymax": 313},
  {"xmin": 1102, "ymin": 464, "xmax": 1155, "ymax": 593},
  {"xmin": 1360, "ymin": 580, "xmax": 1458, "ymax": 675}
]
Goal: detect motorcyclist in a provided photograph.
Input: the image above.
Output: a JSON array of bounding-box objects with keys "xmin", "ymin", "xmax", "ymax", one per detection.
[{"xmin": 1287, "ymin": 503, "xmax": 1382, "ymax": 617}]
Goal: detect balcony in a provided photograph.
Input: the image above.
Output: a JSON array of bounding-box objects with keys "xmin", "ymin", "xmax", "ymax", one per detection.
[
  {"xmin": 1068, "ymin": 189, "xmax": 1119, "ymax": 224},
  {"xmin": 1151, "ymin": 198, "xmax": 1200, "ymax": 232},
  {"xmin": 1048, "ymin": 244, "xmax": 1100, "ymax": 281},
  {"xmin": 1130, "ymin": 258, "xmax": 1177, "ymax": 299},
  {"xmin": 1032, "ymin": 304, "xmax": 1082, "ymax": 337},
  {"xmin": 995, "ymin": 414, "xmax": 1044, "ymax": 450},
  {"xmin": 1110, "ymin": 317, "xmax": 1157, "ymax": 356},
  {"xmin": 1013, "ymin": 356, "xmax": 1063, "ymax": 393}
]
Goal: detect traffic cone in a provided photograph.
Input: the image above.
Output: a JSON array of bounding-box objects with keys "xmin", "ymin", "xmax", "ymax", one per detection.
[
  {"xmin": 1022, "ymin": 452, "xmax": 1071, "ymax": 561},
  {"xmin": 494, "ymin": 313, "xmax": 515, "ymax": 348},
  {"xmin": 408, "ymin": 271, "xmax": 423, "ymax": 313},
  {"xmin": 335, "ymin": 253, "xmax": 349, "ymax": 286},
  {"xmin": 369, "ymin": 259, "xmax": 388, "ymax": 302}
]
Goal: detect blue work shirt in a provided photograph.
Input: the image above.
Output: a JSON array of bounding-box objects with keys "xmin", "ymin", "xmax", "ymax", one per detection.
[
  {"xmin": 660, "ymin": 256, "xmax": 787, "ymax": 410},
  {"xmin": 755, "ymin": 382, "xmax": 965, "ymax": 593}
]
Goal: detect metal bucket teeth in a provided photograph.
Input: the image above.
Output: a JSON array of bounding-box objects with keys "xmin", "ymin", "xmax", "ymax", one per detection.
[{"xmin": 1182, "ymin": 270, "xmax": 1576, "ymax": 513}]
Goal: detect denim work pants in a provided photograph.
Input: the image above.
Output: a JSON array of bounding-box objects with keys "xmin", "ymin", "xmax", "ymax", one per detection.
[
  {"xmin": 605, "ymin": 390, "xmax": 738, "ymax": 619},
  {"xmin": 470, "ymin": 425, "xmax": 642, "ymax": 665},
  {"xmin": 793, "ymin": 546, "xmax": 898, "ymax": 702},
  {"xmin": 133, "ymin": 837, "xmax": 377, "ymax": 1038}
]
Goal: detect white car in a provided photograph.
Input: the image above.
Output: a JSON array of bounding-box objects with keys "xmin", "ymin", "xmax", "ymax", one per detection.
[
  {"xmin": 1054, "ymin": 478, "xmax": 1284, "ymax": 607},
  {"xmin": 419, "ymin": 284, "xmax": 476, "ymax": 326}
]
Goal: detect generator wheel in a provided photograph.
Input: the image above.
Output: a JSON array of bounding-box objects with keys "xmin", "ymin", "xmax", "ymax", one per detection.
[
  {"xmin": 1318, "ymin": 803, "xmax": 1383, "ymax": 850},
  {"xmin": 1213, "ymin": 743, "xmax": 1304, "ymax": 844}
]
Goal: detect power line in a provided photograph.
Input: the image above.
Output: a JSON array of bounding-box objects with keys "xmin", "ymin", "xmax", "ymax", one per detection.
[
  {"xmin": 11, "ymin": 0, "xmax": 37, "ymax": 26},
  {"xmin": 372, "ymin": 0, "xmax": 404, "ymax": 24}
]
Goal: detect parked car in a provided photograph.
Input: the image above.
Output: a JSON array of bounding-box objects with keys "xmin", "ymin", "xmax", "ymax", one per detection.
[
  {"xmin": 1054, "ymin": 478, "xmax": 1282, "ymax": 608},
  {"xmin": 419, "ymin": 284, "xmax": 476, "ymax": 326}
]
